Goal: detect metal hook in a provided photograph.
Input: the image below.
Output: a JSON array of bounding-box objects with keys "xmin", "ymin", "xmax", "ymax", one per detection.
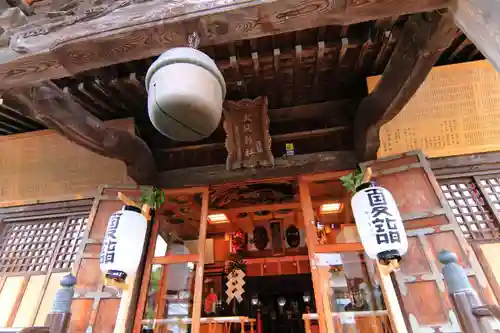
[{"xmin": 188, "ymin": 31, "xmax": 200, "ymax": 49}]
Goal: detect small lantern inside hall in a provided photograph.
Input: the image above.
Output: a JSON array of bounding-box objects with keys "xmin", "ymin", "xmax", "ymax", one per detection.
[
  {"xmin": 100, "ymin": 205, "xmax": 147, "ymax": 282},
  {"xmin": 351, "ymin": 183, "xmax": 408, "ymax": 264}
]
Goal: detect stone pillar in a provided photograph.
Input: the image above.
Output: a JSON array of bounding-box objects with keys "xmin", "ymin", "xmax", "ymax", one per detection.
[
  {"xmin": 44, "ymin": 274, "xmax": 76, "ymax": 333},
  {"xmin": 439, "ymin": 250, "xmax": 494, "ymax": 333}
]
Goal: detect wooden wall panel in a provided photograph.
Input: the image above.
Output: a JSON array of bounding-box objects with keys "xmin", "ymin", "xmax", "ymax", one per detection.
[
  {"xmin": 0, "ymin": 119, "xmax": 134, "ymax": 206},
  {"xmin": 374, "ymin": 168, "xmax": 440, "ymax": 215},
  {"xmin": 94, "ymin": 299, "xmax": 121, "ymax": 333},
  {"xmin": 213, "ymin": 236, "xmax": 230, "ymax": 262},
  {"xmin": 0, "ymin": 276, "xmax": 24, "ymax": 326},
  {"xmin": 298, "ymin": 260, "xmax": 310, "ymax": 274},
  {"xmin": 76, "ymin": 258, "xmax": 102, "ymax": 290},
  {"xmin": 246, "ymin": 263, "xmax": 262, "ymax": 276},
  {"xmin": 398, "ymin": 237, "xmax": 430, "ymax": 276},
  {"xmin": 428, "ymin": 231, "xmax": 469, "ymax": 268},
  {"xmin": 69, "ymin": 300, "xmax": 94, "ymax": 333},
  {"xmin": 34, "ymin": 272, "xmax": 67, "ymax": 325},
  {"xmin": 402, "ymin": 281, "xmax": 449, "ymax": 325},
  {"xmin": 478, "ymin": 243, "xmax": 500, "ymax": 283},
  {"xmin": 475, "ymin": 242, "xmax": 500, "ymax": 303},
  {"xmin": 13, "ymin": 274, "xmax": 45, "ymax": 327},
  {"xmin": 281, "ymin": 262, "xmax": 297, "ymax": 275},
  {"xmin": 363, "ymin": 151, "xmax": 494, "ymax": 332}
]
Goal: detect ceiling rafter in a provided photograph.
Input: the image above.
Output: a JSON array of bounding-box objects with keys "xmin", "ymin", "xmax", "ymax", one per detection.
[{"xmin": 354, "ymin": 11, "xmax": 457, "ymax": 161}]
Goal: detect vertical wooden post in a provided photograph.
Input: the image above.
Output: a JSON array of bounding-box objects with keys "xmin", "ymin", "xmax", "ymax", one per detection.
[
  {"xmin": 114, "ymin": 273, "xmax": 136, "ymax": 333},
  {"xmin": 439, "ymin": 250, "xmax": 494, "ymax": 333},
  {"xmin": 375, "ymin": 264, "xmax": 408, "ymax": 333},
  {"xmin": 191, "ymin": 190, "xmax": 209, "ymax": 333},
  {"xmin": 44, "ymin": 274, "xmax": 76, "ymax": 333},
  {"xmin": 298, "ymin": 179, "xmax": 331, "ymax": 333}
]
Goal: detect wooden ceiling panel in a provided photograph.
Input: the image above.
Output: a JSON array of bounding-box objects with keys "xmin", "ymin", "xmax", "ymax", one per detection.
[{"xmin": 0, "ymin": 18, "xmax": 484, "ymax": 172}]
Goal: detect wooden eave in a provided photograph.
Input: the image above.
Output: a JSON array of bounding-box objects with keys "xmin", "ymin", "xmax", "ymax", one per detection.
[{"xmin": 0, "ymin": 0, "xmax": 453, "ymax": 89}]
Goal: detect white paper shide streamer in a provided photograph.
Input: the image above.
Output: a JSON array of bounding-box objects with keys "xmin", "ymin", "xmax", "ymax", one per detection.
[{"xmin": 226, "ymin": 269, "xmax": 246, "ymax": 304}]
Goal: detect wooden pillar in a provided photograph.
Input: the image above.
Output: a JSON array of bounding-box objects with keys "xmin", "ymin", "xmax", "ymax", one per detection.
[
  {"xmin": 439, "ymin": 250, "xmax": 494, "ymax": 333},
  {"xmin": 44, "ymin": 274, "xmax": 76, "ymax": 333},
  {"xmin": 375, "ymin": 264, "xmax": 408, "ymax": 333},
  {"xmin": 452, "ymin": 0, "xmax": 500, "ymax": 72},
  {"xmin": 191, "ymin": 190, "xmax": 210, "ymax": 333},
  {"xmin": 298, "ymin": 179, "xmax": 331, "ymax": 333}
]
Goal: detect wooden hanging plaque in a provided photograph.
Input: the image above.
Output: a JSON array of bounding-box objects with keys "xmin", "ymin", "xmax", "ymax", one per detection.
[{"xmin": 223, "ymin": 97, "xmax": 274, "ymax": 170}]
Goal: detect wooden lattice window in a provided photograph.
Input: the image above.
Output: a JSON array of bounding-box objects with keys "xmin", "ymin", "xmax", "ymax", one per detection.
[
  {"xmin": 477, "ymin": 176, "xmax": 500, "ymax": 211},
  {"xmin": 0, "ymin": 212, "xmax": 89, "ymax": 274},
  {"xmin": 440, "ymin": 178, "xmax": 500, "ymax": 241}
]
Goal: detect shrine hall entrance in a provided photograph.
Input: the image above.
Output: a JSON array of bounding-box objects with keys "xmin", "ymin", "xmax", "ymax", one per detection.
[
  {"xmin": 244, "ymin": 274, "xmax": 314, "ymax": 333},
  {"xmin": 138, "ymin": 176, "xmax": 394, "ymax": 333}
]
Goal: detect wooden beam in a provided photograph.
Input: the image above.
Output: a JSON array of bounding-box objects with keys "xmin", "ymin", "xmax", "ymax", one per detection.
[
  {"xmin": 268, "ymin": 99, "xmax": 357, "ymax": 123},
  {"xmin": 0, "ymin": 0, "xmax": 451, "ymax": 89},
  {"xmin": 430, "ymin": 152, "xmax": 500, "ymax": 178},
  {"xmin": 452, "ymin": 0, "xmax": 500, "ymax": 71},
  {"xmin": 354, "ymin": 11, "xmax": 456, "ymax": 161},
  {"xmin": 156, "ymin": 126, "xmax": 350, "ymax": 154},
  {"xmin": 155, "ymin": 99, "xmax": 357, "ymax": 153},
  {"xmin": 5, "ymin": 81, "xmax": 156, "ymax": 184},
  {"xmin": 157, "ymin": 150, "xmax": 357, "ymax": 188}
]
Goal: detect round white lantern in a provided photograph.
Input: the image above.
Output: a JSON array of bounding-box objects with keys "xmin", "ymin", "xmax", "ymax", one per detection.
[
  {"xmin": 351, "ymin": 184, "xmax": 408, "ymax": 264},
  {"xmin": 100, "ymin": 205, "xmax": 147, "ymax": 282},
  {"xmin": 145, "ymin": 47, "xmax": 226, "ymax": 142}
]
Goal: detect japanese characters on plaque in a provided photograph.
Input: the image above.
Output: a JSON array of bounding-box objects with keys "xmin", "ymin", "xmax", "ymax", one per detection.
[
  {"xmin": 351, "ymin": 185, "xmax": 408, "ymax": 260},
  {"xmin": 100, "ymin": 212, "xmax": 121, "ymax": 265},
  {"xmin": 223, "ymin": 97, "xmax": 274, "ymax": 170}
]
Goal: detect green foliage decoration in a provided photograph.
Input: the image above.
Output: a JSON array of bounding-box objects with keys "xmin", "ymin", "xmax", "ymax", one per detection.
[
  {"xmin": 140, "ymin": 187, "xmax": 165, "ymax": 210},
  {"xmin": 339, "ymin": 169, "xmax": 365, "ymax": 194}
]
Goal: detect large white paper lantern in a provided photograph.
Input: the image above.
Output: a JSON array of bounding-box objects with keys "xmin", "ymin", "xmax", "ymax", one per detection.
[
  {"xmin": 145, "ymin": 47, "xmax": 226, "ymax": 142},
  {"xmin": 100, "ymin": 205, "xmax": 147, "ymax": 282},
  {"xmin": 351, "ymin": 185, "xmax": 408, "ymax": 263}
]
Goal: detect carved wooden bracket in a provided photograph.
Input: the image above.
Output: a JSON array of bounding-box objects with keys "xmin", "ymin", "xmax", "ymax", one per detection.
[
  {"xmin": 354, "ymin": 11, "xmax": 457, "ymax": 161},
  {"xmin": 6, "ymin": 81, "xmax": 157, "ymax": 184}
]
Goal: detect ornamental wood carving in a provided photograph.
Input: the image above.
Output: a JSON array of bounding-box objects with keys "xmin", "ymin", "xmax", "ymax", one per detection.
[
  {"xmin": 0, "ymin": 0, "xmax": 452, "ymax": 89},
  {"xmin": 223, "ymin": 96, "xmax": 274, "ymax": 171}
]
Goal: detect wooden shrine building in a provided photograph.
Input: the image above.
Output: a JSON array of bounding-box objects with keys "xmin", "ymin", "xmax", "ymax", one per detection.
[{"xmin": 0, "ymin": 0, "xmax": 500, "ymax": 333}]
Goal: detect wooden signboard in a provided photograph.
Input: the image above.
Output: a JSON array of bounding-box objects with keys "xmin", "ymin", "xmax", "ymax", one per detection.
[
  {"xmin": 223, "ymin": 97, "xmax": 274, "ymax": 170},
  {"xmin": 373, "ymin": 61, "xmax": 500, "ymax": 159},
  {"xmin": 0, "ymin": 119, "xmax": 134, "ymax": 206}
]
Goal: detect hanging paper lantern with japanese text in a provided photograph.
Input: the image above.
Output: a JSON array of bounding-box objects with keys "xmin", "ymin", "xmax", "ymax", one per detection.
[
  {"xmin": 100, "ymin": 205, "xmax": 147, "ymax": 282},
  {"xmin": 351, "ymin": 185, "xmax": 408, "ymax": 264}
]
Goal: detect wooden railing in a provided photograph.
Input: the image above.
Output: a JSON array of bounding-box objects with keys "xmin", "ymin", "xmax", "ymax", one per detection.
[
  {"xmin": 0, "ymin": 329, "xmax": 50, "ymax": 333},
  {"xmin": 0, "ymin": 274, "xmax": 75, "ymax": 333},
  {"xmin": 141, "ymin": 316, "xmax": 256, "ymax": 333},
  {"xmin": 303, "ymin": 311, "xmax": 392, "ymax": 333},
  {"xmin": 439, "ymin": 250, "xmax": 500, "ymax": 333}
]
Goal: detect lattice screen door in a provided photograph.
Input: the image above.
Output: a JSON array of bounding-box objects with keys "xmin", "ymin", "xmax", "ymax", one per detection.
[
  {"xmin": 0, "ymin": 200, "xmax": 92, "ymax": 327},
  {"xmin": 439, "ymin": 175, "xmax": 500, "ymax": 302}
]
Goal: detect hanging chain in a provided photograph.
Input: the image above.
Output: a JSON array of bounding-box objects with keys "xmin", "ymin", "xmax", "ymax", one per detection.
[{"xmin": 188, "ymin": 31, "xmax": 200, "ymax": 49}]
